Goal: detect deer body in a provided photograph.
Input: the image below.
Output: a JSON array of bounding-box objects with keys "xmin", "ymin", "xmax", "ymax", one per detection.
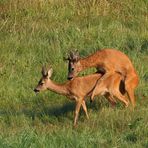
[
  {"xmin": 41, "ymin": 74, "xmax": 102, "ymax": 99},
  {"xmin": 67, "ymin": 48, "xmax": 139, "ymax": 107},
  {"xmin": 78, "ymin": 49, "xmax": 135, "ymax": 75},
  {"xmin": 34, "ymin": 66, "xmax": 128, "ymax": 126}
]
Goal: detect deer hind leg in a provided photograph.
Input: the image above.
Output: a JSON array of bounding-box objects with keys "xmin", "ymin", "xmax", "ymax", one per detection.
[
  {"xmin": 104, "ymin": 93, "xmax": 116, "ymax": 107},
  {"xmin": 81, "ymin": 100, "xmax": 89, "ymax": 119},
  {"xmin": 109, "ymin": 79, "xmax": 129, "ymax": 107},
  {"xmin": 74, "ymin": 99, "xmax": 83, "ymax": 127},
  {"xmin": 112, "ymin": 90, "xmax": 129, "ymax": 107},
  {"xmin": 126, "ymin": 86, "xmax": 136, "ymax": 108},
  {"xmin": 125, "ymin": 74, "xmax": 139, "ymax": 108}
]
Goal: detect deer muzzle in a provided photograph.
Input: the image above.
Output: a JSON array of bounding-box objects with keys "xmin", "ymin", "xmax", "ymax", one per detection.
[{"xmin": 34, "ymin": 88, "xmax": 40, "ymax": 93}]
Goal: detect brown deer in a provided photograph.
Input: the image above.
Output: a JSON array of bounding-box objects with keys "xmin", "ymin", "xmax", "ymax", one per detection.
[
  {"xmin": 65, "ymin": 48, "xmax": 139, "ymax": 108},
  {"xmin": 34, "ymin": 66, "xmax": 129, "ymax": 127}
]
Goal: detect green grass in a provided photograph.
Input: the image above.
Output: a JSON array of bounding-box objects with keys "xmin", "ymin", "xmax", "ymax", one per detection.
[{"xmin": 0, "ymin": 0, "xmax": 148, "ymax": 147}]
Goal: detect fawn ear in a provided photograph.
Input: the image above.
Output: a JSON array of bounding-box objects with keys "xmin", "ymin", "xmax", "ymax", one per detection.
[{"xmin": 47, "ymin": 68, "xmax": 53, "ymax": 78}]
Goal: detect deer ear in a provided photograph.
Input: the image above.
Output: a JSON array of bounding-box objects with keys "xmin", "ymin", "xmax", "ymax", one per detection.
[
  {"xmin": 47, "ymin": 68, "xmax": 53, "ymax": 78},
  {"xmin": 63, "ymin": 53, "xmax": 70, "ymax": 61},
  {"xmin": 69, "ymin": 49, "xmax": 80, "ymax": 62},
  {"xmin": 42, "ymin": 66, "xmax": 47, "ymax": 76},
  {"xmin": 74, "ymin": 50, "xmax": 80, "ymax": 62},
  {"xmin": 63, "ymin": 56, "xmax": 69, "ymax": 61}
]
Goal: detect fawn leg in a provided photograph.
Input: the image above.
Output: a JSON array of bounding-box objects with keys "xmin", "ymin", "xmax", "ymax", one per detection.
[
  {"xmin": 113, "ymin": 91, "xmax": 129, "ymax": 107},
  {"xmin": 81, "ymin": 100, "xmax": 89, "ymax": 119},
  {"xmin": 105, "ymin": 93, "xmax": 116, "ymax": 107},
  {"xmin": 74, "ymin": 99, "xmax": 82, "ymax": 127}
]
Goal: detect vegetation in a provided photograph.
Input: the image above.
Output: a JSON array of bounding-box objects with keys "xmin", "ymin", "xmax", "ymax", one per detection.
[{"xmin": 0, "ymin": 0, "xmax": 148, "ymax": 147}]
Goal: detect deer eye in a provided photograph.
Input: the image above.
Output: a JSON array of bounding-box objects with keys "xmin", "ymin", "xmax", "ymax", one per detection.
[
  {"xmin": 40, "ymin": 82, "xmax": 44, "ymax": 85},
  {"xmin": 71, "ymin": 68, "xmax": 74, "ymax": 71}
]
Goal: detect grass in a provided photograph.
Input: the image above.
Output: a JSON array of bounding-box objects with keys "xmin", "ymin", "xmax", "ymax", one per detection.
[{"xmin": 0, "ymin": 0, "xmax": 148, "ymax": 147}]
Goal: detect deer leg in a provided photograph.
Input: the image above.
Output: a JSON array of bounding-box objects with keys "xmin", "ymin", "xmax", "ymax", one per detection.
[
  {"xmin": 112, "ymin": 91, "xmax": 129, "ymax": 107},
  {"xmin": 81, "ymin": 100, "xmax": 89, "ymax": 119},
  {"xmin": 74, "ymin": 99, "xmax": 82, "ymax": 127},
  {"xmin": 126, "ymin": 87, "xmax": 136, "ymax": 108},
  {"xmin": 125, "ymin": 74, "xmax": 139, "ymax": 108},
  {"xmin": 105, "ymin": 93, "xmax": 116, "ymax": 107}
]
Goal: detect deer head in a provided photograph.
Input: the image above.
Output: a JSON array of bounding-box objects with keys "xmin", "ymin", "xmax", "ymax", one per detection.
[
  {"xmin": 34, "ymin": 66, "xmax": 53, "ymax": 93},
  {"xmin": 64, "ymin": 50, "xmax": 81, "ymax": 80}
]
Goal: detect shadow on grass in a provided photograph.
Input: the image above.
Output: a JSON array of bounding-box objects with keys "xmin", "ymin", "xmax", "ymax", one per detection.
[
  {"xmin": 0, "ymin": 99, "xmax": 104, "ymax": 123},
  {"xmin": 24, "ymin": 102, "xmax": 75, "ymax": 121},
  {"xmin": 22, "ymin": 99, "xmax": 103, "ymax": 121}
]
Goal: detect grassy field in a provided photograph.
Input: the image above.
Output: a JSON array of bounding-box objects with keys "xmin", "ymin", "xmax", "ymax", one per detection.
[{"xmin": 0, "ymin": 0, "xmax": 148, "ymax": 147}]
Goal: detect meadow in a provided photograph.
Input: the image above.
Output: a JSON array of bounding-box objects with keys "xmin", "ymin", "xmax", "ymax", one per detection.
[{"xmin": 0, "ymin": 0, "xmax": 148, "ymax": 147}]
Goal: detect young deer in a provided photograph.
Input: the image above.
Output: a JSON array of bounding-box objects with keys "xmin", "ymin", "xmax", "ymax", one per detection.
[
  {"xmin": 65, "ymin": 48, "xmax": 139, "ymax": 107},
  {"xmin": 34, "ymin": 66, "xmax": 129, "ymax": 127}
]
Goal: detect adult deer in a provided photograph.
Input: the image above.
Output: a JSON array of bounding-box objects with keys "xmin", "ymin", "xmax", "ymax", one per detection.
[
  {"xmin": 65, "ymin": 48, "xmax": 139, "ymax": 108},
  {"xmin": 34, "ymin": 66, "xmax": 128, "ymax": 127}
]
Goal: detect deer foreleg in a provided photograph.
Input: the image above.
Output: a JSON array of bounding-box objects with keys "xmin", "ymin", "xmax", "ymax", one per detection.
[
  {"xmin": 74, "ymin": 99, "xmax": 83, "ymax": 127},
  {"xmin": 81, "ymin": 100, "xmax": 89, "ymax": 119}
]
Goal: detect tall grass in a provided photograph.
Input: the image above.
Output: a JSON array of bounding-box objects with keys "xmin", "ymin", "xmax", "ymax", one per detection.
[{"xmin": 0, "ymin": 0, "xmax": 148, "ymax": 147}]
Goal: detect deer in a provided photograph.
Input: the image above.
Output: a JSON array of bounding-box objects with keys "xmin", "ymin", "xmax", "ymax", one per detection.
[
  {"xmin": 34, "ymin": 65, "xmax": 129, "ymax": 127},
  {"xmin": 65, "ymin": 48, "xmax": 139, "ymax": 108}
]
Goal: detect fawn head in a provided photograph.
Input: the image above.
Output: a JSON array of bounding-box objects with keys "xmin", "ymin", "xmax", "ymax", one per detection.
[
  {"xmin": 64, "ymin": 50, "xmax": 81, "ymax": 80},
  {"xmin": 34, "ymin": 66, "xmax": 53, "ymax": 93}
]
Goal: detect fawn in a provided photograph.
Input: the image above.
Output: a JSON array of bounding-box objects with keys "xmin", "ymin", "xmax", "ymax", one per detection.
[{"xmin": 34, "ymin": 66, "xmax": 128, "ymax": 127}]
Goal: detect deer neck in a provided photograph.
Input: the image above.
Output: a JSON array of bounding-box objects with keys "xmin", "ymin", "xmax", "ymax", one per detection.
[
  {"xmin": 79, "ymin": 55, "xmax": 102, "ymax": 71},
  {"xmin": 47, "ymin": 79, "xmax": 68, "ymax": 96}
]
